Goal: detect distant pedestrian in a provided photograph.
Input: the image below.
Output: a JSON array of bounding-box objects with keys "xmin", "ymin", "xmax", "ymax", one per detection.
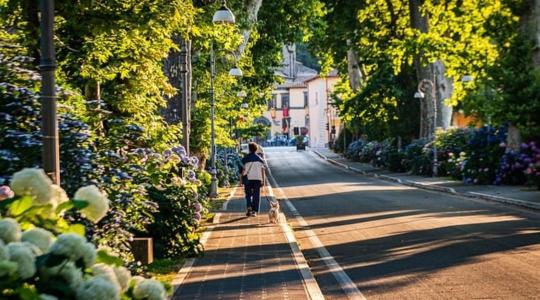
[{"xmin": 241, "ymin": 142, "xmax": 266, "ymax": 217}]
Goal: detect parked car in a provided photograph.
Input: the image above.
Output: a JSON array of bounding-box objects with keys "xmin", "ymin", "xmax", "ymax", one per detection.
[
  {"xmin": 295, "ymin": 135, "xmax": 308, "ymax": 151},
  {"xmin": 240, "ymin": 143, "xmax": 249, "ymax": 154}
]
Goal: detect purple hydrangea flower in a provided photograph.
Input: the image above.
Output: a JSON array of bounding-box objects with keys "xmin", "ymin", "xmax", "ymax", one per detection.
[{"xmin": 194, "ymin": 202, "xmax": 202, "ymax": 213}]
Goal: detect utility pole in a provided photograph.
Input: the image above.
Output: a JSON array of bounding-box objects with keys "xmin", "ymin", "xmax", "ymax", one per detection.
[{"xmin": 40, "ymin": 0, "xmax": 60, "ymax": 184}]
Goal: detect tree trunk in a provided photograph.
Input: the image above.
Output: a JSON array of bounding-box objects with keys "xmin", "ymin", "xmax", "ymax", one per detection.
[
  {"xmin": 434, "ymin": 60, "xmax": 453, "ymax": 130},
  {"xmin": 409, "ymin": 0, "xmax": 436, "ymax": 139},
  {"xmin": 346, "ymin": 39, "xmax": 363, "ymax": 91},
  {"xmin": 236, "ymin": 0, "xmax": 264, "ymax": 57},
  {"xmin": 164, "ymin": 36, "xmax": 191, "ymax": 153}
]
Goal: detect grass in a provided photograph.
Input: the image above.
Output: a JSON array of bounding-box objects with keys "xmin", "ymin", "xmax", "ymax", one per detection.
[
  {"xmin": 147, "ymin": 258, "xmax": 185, "ymax": 283},
  {"xmin": 207, "ymin": 186, "xmax": 235, "ymax": 211}
]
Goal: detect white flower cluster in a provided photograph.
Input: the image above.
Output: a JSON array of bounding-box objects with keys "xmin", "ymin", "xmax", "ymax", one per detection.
[
  {"xmin": 132, "ymin": 277, "xmax": 168, "ymax": 300},
  {"xmin": 10, "ymin": 168, "xmax": 54, "ymax": 205},
  {"xmin": 0, "ymin": 169, "xmax": 167, "ymax": 299},
  {"xmin": 49, "ymin": 233, "xmax": 96, "ymax": 268},
  {"xmin": 0, "ymin": 218, "xmax": 56, "ymax": 279},
  {"xmin": 8, "ymin": 169, "xmax": 108, "ymax": 223},
  {"xmin": 74, "ymin": 185, "xmax": 109, "ymax": 222}
]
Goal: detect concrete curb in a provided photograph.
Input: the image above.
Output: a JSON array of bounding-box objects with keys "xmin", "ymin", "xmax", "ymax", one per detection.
[
  {"xmin": 266, "ymin": 170, "xmax": 326, "ymax": 300},
  {"xmin": 313, "ymin": 150, "xmax": 540, "ymax": 211}
]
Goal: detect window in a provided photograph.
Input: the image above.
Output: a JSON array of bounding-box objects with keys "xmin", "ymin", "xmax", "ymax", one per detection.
[
  {"xmin": 280, "ymin": 93, "xmax": 290, "ymax": 109},
  {"xmin": 268, "ymin": 94, "xmax": 276, "ymax": 109},
  {"xmin": 304, "ymin": 91, "xmax": 308, "ymax": 107}
]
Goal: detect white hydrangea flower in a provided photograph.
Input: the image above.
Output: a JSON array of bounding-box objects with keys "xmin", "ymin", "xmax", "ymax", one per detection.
[
  {"xmin": 0, "ymin": 218, "xmax": 21, "ymax": 243},
  {"xmin": 74, "ymin": 185, "xmax": 109, "ymax": 222},
  {"xmin": 0, "ymin": 260, "xmax": 18, "ymax": 277},
  {"xmin": 10, "ymin": 168, "xmax": 54, "ymax": 205},
  {"xmin": 22, "ymin": 227, "xmax": 54, "ymax": 253},
  {"xmin": 113, "ymin": 266, "xmax": 131, "ymax": 292},
  {"xmin": 91, "ymin": 263, "xmax": 121, "ymax": 289},
  {"xmin": 81, "ymin": 242, "xmax": 97, "ymax": 268},
  {"xmin": 48, "ymin": 233, "xmax": 96, "ymax": 268},
  {"xmin": 77, "ymin": 276, "xmax": 120, "ymax": 300},
  {"xmin": 133, "ymin": 279, "xmax": 167, "ymax": 300},
  {"xmin": 131, "ymin": 275, "xmax": 145, "ymax": 286},
  {"xmin": 21, "ymin": 241, "xmax": 43, "ymax": 256},
  {"xmin": 6, "ymin": 242, "xmax": 36, "ymax": 279},
  {"xmin": 51, "ymin": 184, "xmax": 69, "ymax": 208},
  {"xmin": 40, "ymin": 261, "xmax": 83, "ymax": 290},
  {"xmin": 39, "ymin": 294, "xmax": 58, "ymax": 300}
]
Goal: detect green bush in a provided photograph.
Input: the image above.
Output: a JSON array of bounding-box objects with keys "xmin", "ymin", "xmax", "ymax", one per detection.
[
  {"xmin": 402, "ymin": 139, "xmax": 432, "ymax": 175},
  {"xmin": 375, "ymin": 138, "xmax": 406, "ymax": 172}
]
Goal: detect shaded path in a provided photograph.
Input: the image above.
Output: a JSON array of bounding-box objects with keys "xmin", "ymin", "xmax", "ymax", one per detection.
[{"xmin": 173, "ymin": 189, "xmax": 310, "ymax": 300}]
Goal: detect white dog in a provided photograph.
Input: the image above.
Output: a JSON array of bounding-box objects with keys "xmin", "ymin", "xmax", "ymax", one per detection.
[{"xmin": 268, "ymin": 200, "xmax": 280, "ymax": 224}]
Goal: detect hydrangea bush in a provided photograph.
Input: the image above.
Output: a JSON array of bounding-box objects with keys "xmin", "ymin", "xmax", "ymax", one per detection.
[
  {"xmin": 345, "ymin": 139, "xmax": 367, "ymax": 160},
  {"xmin": 0, "ymin": 51, "xmax": 94, "ymax": 194},
  {"xmin": 143, "ymin": 145, "xmax": 208, "ymax": 258},
  {"xmin": 344, "ymin": 125, "xmax": 539, "ymax": 189},
  {"xmin": 401, "ymin": 138, "xmax": 433, "ymax": 175},
  {"xmin": 461, "ymin": 126, "xmax": 507, "ymax": 184},
  {"xmin": 0, "ymin": 169, "xmax": 169, "ymax": 300},
  {"xmin": 374, "ymin": 138, "xmax": 405, "ymax": 172},
  {"xmin": 215, "ymin": 147, "xmax": 242, "ymax": 187}
]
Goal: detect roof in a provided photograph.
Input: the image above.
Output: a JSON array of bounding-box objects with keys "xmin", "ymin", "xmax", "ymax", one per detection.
[{"xmin": 303, "ymin": 69, "xmax": 340, "ymax": 84}]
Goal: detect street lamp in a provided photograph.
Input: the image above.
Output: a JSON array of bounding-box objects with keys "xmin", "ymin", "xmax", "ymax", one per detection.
[
  {"xmin": 414, "ymin": 79, "xmax": 438, "ymax": 177},
  {"xmin": 40, "ymin": 0, "xmax": 60, "ymax": 184},
  {"xmin": 209, "ymin": 1, "xmax": 241, "ymax": 198}
]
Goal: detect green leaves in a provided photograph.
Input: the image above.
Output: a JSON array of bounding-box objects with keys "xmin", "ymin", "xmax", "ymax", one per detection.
[{"xmin": 96, "ymin": 249, "xmax": 125, "ymax": 267}]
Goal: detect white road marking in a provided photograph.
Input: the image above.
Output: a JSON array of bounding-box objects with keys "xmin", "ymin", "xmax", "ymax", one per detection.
[
  {"xmin": 222, "ymin": 186, "xmax": 238, "ymax": 211},
  {"xmin": 266, "ymin": 183, "xmax": 325, "ymax": 300},
  {"xmin": 266, "ymin": 165, "xmax": 367, "ymax": 300}
]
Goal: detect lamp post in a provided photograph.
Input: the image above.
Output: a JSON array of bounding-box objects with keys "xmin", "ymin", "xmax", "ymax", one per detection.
[
  {"xmin": 40, "ymin": 0, "xmax": 60, "ymax": 184},
  {"xmin": 209, "ymin": 0, "xmax": 240, "ymax": 198},
  {"xmin": 414, "ymin": 79, "xmax": 438, "ymax": 177}
]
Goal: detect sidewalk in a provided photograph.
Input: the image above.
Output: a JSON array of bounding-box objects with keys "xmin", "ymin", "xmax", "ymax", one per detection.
[
  {"xmin": 312, "ymin": 147, "xmax": 540, "ymax": 210},
  {"xmin": 172, "ymin": 188, "xmax": 319, "ymax": 300}
]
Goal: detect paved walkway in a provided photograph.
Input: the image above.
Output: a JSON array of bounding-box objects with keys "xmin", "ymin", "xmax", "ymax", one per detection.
[
  {"xmin": 172, "ymin": 188, "xmax": 312, "ymax": 300},
  {"xmin": 313, "ymin": 147, "xmax": 540, "ymax": 210}
]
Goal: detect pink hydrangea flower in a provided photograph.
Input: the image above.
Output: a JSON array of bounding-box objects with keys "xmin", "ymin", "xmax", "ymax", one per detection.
[{"xmin": 0, "ymin": 185, "xmax": 14, "ymax": 201}]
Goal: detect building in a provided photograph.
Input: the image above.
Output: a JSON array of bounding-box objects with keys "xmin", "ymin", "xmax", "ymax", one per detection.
[
  {"xmin": 262, "ymin": 45, "xmax": 317, "ymax": 141},
  {"xmin": 305, "ymin": 70, "xmax": 340, "ymax": 148},
  {"xmin": 261, "ymin": 45, "xmax": 340, "ymax": 148}
]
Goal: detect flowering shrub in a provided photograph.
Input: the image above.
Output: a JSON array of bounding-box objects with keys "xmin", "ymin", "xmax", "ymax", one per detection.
[
  {"xmin": 345, "ymin": 139, "xmax": 367, "ymax": 160},
  {"xmin": 0, "ymin": 169, "xmax": 169, "ymax": 299},
  {"xmin": 358, "ymin": 141, "xmax": 380, "ymax": 163},
  {"xmin": 215, "ymin": 148, "xmax": 242, "ymax": 187},
  {"xmin": 0, "ymin": 51, "xmax": 93, "ymax": 194},
  {"xmin": 433, "ymin": 128, "xmax": 471, "ymax": 177},
  {"xmin": 496, "ymin": 141, "xmax": 540, "ymax": 188},
  {"xmin": 401, "ymin": 138, "xmax": 432, "ymax": 175},
  {"xmin": 143, "ymin": 145, "xmax": 208, "ymax": 258},
  {"xmin": 461, "ymin": 126, "xmax": 507, "ymax": 184},
  {"xmin": 374, "ymin": 138, "xmax": 406, "ymax": 172},
  {"xmin": 522, "ymin": 142, "xmax": 540, "ymax": 189}
]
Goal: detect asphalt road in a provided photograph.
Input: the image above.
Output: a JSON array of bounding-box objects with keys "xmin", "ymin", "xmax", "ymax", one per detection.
[{"xmin": 265, "ymin": 147, "xmax": 540, "ymax": 299}]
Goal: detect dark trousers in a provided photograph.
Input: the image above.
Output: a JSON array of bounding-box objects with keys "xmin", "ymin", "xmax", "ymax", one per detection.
[{"xmin": 245, "ymin": 180, "xmax": 262, "ymax": 212}]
